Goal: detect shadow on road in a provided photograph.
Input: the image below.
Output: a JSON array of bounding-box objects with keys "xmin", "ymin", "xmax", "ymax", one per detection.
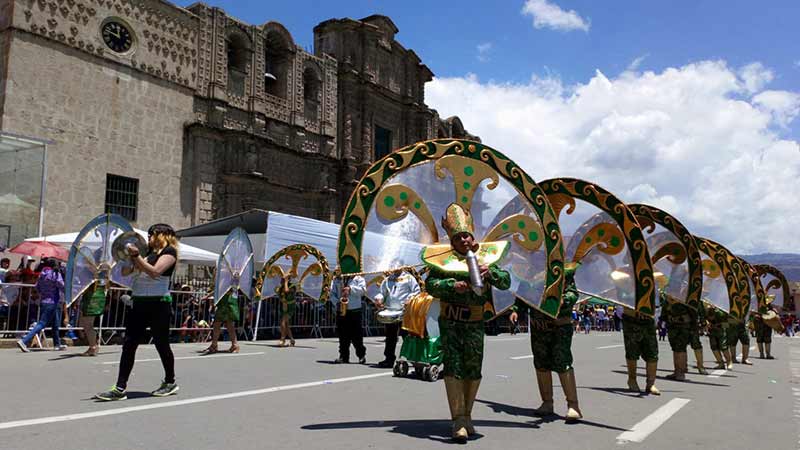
[
  {"xmin": 476, "ymin": 399, "xmax": 628, "ymax": 431},
  {"xmin": 302, "ymin": 418, "xmax": 531, "ymax": 443},
  {"xmin": 610, "ymin": 370, "xmax": 731, "ymax": 386}
]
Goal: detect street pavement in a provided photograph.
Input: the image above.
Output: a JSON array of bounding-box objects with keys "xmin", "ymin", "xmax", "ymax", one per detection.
[{"xmin": 0, "ymin": 332, "xmax": 796, "ymax": 450}]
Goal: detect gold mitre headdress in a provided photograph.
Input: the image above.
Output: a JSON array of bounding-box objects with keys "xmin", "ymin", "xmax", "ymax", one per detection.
[{"xmin": 441, "ymin": 203, "xmax": 475, "ymax": 240}]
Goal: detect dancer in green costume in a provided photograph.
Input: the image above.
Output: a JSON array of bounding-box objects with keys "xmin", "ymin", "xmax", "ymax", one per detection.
[
  {"xmin": 201, "ymin": 288, "xmax": 241, "ymax": 354},
  {"xmin": 277, "ymin": 277, "xmax": 298, "ymax": 347},
  {"xmin": 510, "ymin": 262, "xmax": 582, "ymax": 422},
  {"xmin": 424, "ymin": 203, "xmax": 510, "ymax": 442}
]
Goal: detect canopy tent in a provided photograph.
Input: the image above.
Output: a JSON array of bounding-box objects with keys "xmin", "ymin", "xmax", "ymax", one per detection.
[
  {"xmin": 25, "ymin": 229, "xmax": 217, "ymax": 265},
  {"xmin": 177, "ymin": 210, "xmax": 423, "ymax": 270}
]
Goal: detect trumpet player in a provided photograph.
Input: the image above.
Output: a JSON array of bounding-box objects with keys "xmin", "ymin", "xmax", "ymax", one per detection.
[
  {"xmin": 331, "ymin": 272, "xmax": 367, "ymax": 364},
  {"xmin": 424, "ymin": 203, "xmax": 510, "ymax": 442}
]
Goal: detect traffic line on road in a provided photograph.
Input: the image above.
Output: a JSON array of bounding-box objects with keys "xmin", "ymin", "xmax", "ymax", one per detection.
[
  {"xmin": 510, "ymin": 355, "xmax": 533, "ymax": 360},
  {"xmin": 97, "ymin": 351, "xmax": 266, "ymax": 365},
  {"xmin": 0, "ymin": 372, "xmax": 394, "ymax": 430},
  {"xmin": 596, "ymin": 344, "xmax": 624, "ymax": 349},
  {"xmin": 616, "ymin": 398, "xmax": 691, "ymax": 443},
  {"xmin": 707, "ymin": 369, "xmax": 727, "ymax": 378}
]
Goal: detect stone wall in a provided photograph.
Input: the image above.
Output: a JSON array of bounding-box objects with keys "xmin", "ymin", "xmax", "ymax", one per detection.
[
  {"xmin": 10, "ymin": 0, "xmax": 200, "ymax": 89},
  {"xmin": 1, "ymin": 31, "xmax": 195, "ymax": 233}
]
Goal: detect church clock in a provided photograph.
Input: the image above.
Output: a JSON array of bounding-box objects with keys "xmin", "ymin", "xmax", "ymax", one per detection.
[{"xmin": 101, "ymin": 19, "xmax": 134, "ymax": 54}]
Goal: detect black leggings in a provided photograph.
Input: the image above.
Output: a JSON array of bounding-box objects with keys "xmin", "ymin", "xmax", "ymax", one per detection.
[{"xmin": 116, "ymin": 301, "xmax": 175, "ymax": 390}]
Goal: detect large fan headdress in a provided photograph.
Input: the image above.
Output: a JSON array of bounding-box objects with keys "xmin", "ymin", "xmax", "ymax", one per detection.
[
  {"xmin": 695, "ymin": 237, "xmax": 749, "ymax": 319},
  {"xmin": 539, "ymin": 178, "xmax": 657, "ymax": 316},
  {"xmin": 65, "ymin": 213, "xmax": 136, "ymax": 306},
  {"xmin": 629, "ymin": 204, "xmax": 703, "ymax": 310},
  {"xmin": 754, "ymin": 264, "xmax": 790, "ymax": 313},
  {"xmin": 213, "ymin": 227, "xmax": 255, "ymax": 303},
  {"xmin": 257, "ymin": 244, "xmax": 332, "ymax": 302},
  {"xmin": 337, "ymin": 139, "xmax": 566, "ymax": 318}
]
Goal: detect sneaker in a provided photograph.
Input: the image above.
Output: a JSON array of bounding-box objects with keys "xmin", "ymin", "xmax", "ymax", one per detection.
[
  {"xmin": 358, "ymin": 357, "xmax": 367, "ymax": 365},
  {"xmin": 55, "ymin": 345, "xmax": 68, "ymax": 351},
  {"xmin": 16, "ymin": 340, "xmax": 29, "ymax": 353},
  {"xmin": 334, "ymin": 357, "xmax": 349, "ymax": 364},
  {"xmin": 151, "ymin": 382, "xmax": 180, "ymax": 397},
  {"xmin": 377, "ymin": 359, "xmax": 394, "ymax": 368},
  {"xmin": 95, "ymin": 387, "xmax": 127, "ymax": 401}
]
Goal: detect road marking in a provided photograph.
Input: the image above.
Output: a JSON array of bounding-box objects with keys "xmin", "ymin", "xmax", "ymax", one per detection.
[
  {"xmin": 707, "ymin": 369, "xmax": 727, "ymax": 378},
  {"xmin": 0, "ymin": 372, "xmax": 394, "ymax": 430},
  {"xmin": 97, "ymin": 352, "xmax": 265, "ymax": 365},
  {"xmin": 596, "ymin": 344, "xmax": 624, "ymax": 349},
  {"xmin": 510, "ymin": 355, "xmax": 533, "ymax": 360},
  {"xmin": 616, "ymin": 398, "xmax": 691, "ymax": 443}
]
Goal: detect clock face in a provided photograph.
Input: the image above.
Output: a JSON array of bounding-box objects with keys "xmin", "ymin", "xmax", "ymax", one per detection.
[{"xmin": 101, "ymin": 20, "xmax": 133, "ymax": 53}]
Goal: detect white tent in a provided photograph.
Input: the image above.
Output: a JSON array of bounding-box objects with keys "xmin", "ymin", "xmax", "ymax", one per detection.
[
  {"xmin": 177, "ymin": 210, "xmax": 423, "ymax": 269},
  {"xmin": 25, "ymin": 229, "xmax": 218, "ymax": 265}
]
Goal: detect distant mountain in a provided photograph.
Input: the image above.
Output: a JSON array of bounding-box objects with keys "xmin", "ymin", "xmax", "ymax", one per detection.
[{"xmin": 741, "ymin": 253, "xmax": 800, "ymax": 282}]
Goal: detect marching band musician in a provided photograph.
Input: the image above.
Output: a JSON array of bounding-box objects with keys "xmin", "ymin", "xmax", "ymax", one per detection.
[
  {"xmin": 95, "ymin": 224, "xmax": 180, "ymax": 401},
  {"xmin": 510, "ymin": 262, "xmax": 583, "ymax": 422},
  {"xmin": 331, "ymin": 273, "xmax": 367, "ymax": 364},
  {"xmin": 727, "ymin": 314, "xmax": 752, "ymax": 365},
  {"xmin": 373, "ymin": 269, "xmax": 420, "ymax": 368},
  {"xmin": 689, "ymin": 300, "xmax": 709, "ymax": 374},
  {"xmin": 424, "ymin": 203, "xmax": 510, "ymax": 443},
  {"xmin": 276, "ymin": 276, "xmax": 298, "ymax": 348},
  {"xmin": 706, "ymin": 304, "xmax": 734, "ymax": 369},
  {"xmin": 660, "ymin": 290, "xmax": 693, "ymax": 381},
  {"xmin": 754, "ymin": 296, "xmax": 778, "ymax": 359}
]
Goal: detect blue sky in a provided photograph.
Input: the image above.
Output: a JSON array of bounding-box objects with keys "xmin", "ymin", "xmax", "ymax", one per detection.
[
  {"xmin": 177, "ymin": 0, "xmax": 799, "ymax": 95},
  {"xmin": 177, "ymin": 1, "xmax": 799, "ymax": 253}
]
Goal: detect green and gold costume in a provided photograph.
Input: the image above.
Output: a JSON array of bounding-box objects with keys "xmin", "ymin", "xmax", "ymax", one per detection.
[
  {"xmin": 707, "ymin": 307, "xmax": 729, "ymax": 351},
  {"xmin": 727, "ymin": 318, "xmax": 750, "ymax": 347},
  {"xmin": 622, "ymin": 311, "xmax": 659, "ymax": 363},
  {"xmin": 276, "ymin": 283, "xmax": 298, "ymax": 319},
  {"xmin": 689, "ymin": 301, "xmax": 705, "ymax": 351},
  {"xmin": 81, "ymin": 283, "xmax": 107, "ymax": 317},
  {"xmin": 754, "ymin": 315, "xmax": 772, "ymax": 344},
  {"xmin": 528, "ymin": 267, "xmax": 578, "ymax": 373},
  {"xmin": 426, "ymin": 263, "xmax": 510, "ymax": 380},
  {"xmin": 660, "ymin": 293, "xmax": 692, "ymax": 353},
  {"xmin": 215, "ymin": 291, "xmax": 240, "ymax": 323}
]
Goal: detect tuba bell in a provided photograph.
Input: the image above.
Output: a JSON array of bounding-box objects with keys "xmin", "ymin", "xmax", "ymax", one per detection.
[
  {"xmin": 762, "ymin": 310, "xmax": 785, "ymax": 333},
  {"xmin": 111, "ymin": 231, "xmax": 148, "ymax": 262}
]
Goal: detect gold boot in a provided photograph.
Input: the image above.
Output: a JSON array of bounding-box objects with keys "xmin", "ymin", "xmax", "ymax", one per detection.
[
  {"xmin": 626, "ymin": 359, "xmax": 641, "ymax": 393},
  {"xmin": 558, "ymin": 369, "xmax": 583, "ymax": 422},
  {"xmin": 758, "ymin": 342, "xmax": 765, "ymax": 359},
  {"xmin": 665, "ymin": 352, "xmax": 685, "ymax": 381},
  {"xmin": 694, "ymin": 349, "xmax": 708, "ymax": 375},
  {"xmin": 712, "ymin": 350, "xmax": 725, "ymax": 369},
  {"xmin": 462, "ymin": 379, "xmax": 481, "ymax": 436},
  {"xmin": 645, "ymin": 361, "xmax": 661, "ymax": 395},
  {"xmin": 533, "ymin": 370, "xmax": 554, "ymax": 416},
  {"xmin": 724, "ymin": 349, "xmax": 734, "ymax": 370},
  {"xmin": 444, "ymin": 377, "xmax": 468, "ymax": 442},
  {"xmin": 730, "ymin": 343, "xmax": 739, "ymax": 363},
  {"xmin": 766, "ymin": 343, "xmax": 774, "ymax": 359},
  {"xmin": 741, "ymin": 344, "xmax": 752, "ymax": 365}
]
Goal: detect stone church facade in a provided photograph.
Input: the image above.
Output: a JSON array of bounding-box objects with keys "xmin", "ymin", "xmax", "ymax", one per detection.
[{"xmin": 0, "ymin": 0, "xmax": 476, "ymax": 237}]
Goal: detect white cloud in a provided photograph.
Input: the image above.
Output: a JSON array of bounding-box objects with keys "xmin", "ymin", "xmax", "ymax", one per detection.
[
  {"xmin": 476, "ymin": 42, "xmax": 492, "ymax": 63},
  {"xmin": 739, "ymin": 62, "xmax": 773, "ymax": 94},
  {"xmin": 626, "ymin": 54, "xmax": 649, "ymax": 72},
  {"xmin": 521, "ymin": 0, "xmax": 590, "ymax": 32},
  {"xmin": 426, "ymin": 61, "xmax": 800, "ymax": 254}
]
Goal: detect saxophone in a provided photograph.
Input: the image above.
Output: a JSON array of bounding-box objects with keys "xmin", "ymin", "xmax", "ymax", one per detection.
[{"xmin": 339, "ymin": 275, "xmax": 351, "ymax": 316}]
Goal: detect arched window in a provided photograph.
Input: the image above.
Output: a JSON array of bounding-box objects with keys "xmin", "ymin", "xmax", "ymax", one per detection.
[
  {"xmin": 227, "ymin": 32, "xmax": 250, "ymax": 97},
  {"xmin": 264, "ymin": 29, "xmax": 291, "ymax": 99},
  {"xmin": 303, "ymin": 67, "xmax": 321, "ymax": 125}
]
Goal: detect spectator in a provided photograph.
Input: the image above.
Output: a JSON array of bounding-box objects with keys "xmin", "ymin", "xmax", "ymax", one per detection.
[
  {"xmin": 597, "ymin": 306, "xmax": 608, "ymax": 331},
  {"xmin": 581, "ymin": 307, "xmax": 592, "ymax": 334},
  {"xmin": 614, "ymin": 305, "xmax": 623, "ymax": 331},
  {"xmin": 0, "ymin": 257, "xmax": 10, "ymax": 282},
  {"xmin": 179, "ymin": 310, "xmax": 198, "ymax": 343},
  {"xmin": 658, "ymin": 319, "xmax": 668, "ymax": 341},
  {"xmin": 17, "ymin": 258, "xmax": 66, "ymax": 352}
]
